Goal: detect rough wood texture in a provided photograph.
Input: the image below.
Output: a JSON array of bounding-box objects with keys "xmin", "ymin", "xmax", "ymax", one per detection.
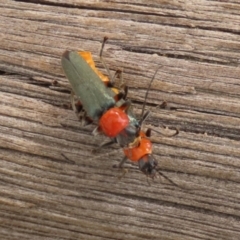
[{"xmin": 1, "ymin": 1, "xmax": 240, "ymax": 239}]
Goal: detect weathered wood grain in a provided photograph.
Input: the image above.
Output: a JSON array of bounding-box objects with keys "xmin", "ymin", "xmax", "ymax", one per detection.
[{"xmin": 1, "ymin": 0, "xmax": 240, "ymax": 239}]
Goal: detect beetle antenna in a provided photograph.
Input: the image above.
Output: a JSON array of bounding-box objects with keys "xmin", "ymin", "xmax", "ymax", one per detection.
[
  {"xmin": 140, "ymin": 66, "xmax": 163, "ymax": 118},
  {"xmin": 156, "ymin": 169, "xmax": 183, "ymax": 189},
  {"xmin": 61, "ymin": 153, "xmax": 75, "ymax": 164}
]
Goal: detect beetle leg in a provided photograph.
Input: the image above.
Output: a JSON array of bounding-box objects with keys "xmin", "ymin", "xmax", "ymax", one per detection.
[
  {"xmin": 112, "ymin": 156, "xmax": 129, "ymax": 180},
  {"xmin": 147, "ymin": 127, "xmax": 179, "ymax": 137},
  {"xmin": 92, "ymin": 139, "xmax": 117, "ymax": 154},
  {"xmin": 70, "ymin": 91, "xmax": 78, "ymax": 113},
  {"xmin": 122, "ymin": 85, "xmax": 128, "ymax": 100},
  {"xmin": 117, "ymin": 168, "xmax": 129, "ymax": 180},
  {"xmin": 117, "ymin": 156, "xmax": 128, "ymax": 168},
  {"xmin": 100, "ymin": 139, "xmax": 116, "ymax": 148},
  {"xmin": 52, "ymin": 80, "xmax": 72, "ymax": 90}
]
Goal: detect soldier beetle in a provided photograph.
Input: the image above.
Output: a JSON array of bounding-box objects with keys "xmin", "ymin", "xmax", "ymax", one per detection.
[{"xmin": 61, "ymin": 37, "xmax": 179, "ymax": 186}]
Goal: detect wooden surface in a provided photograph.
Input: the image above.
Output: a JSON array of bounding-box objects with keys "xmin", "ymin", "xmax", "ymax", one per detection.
[{"xmin": 1, "ymin": 1, "xmax": 240, "ymax": 239}]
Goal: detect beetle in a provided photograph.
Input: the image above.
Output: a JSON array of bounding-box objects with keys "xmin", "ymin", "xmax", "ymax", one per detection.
[{"xmin": 61, "ymin": 37, "xmax": 179, "ymax": 186}]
